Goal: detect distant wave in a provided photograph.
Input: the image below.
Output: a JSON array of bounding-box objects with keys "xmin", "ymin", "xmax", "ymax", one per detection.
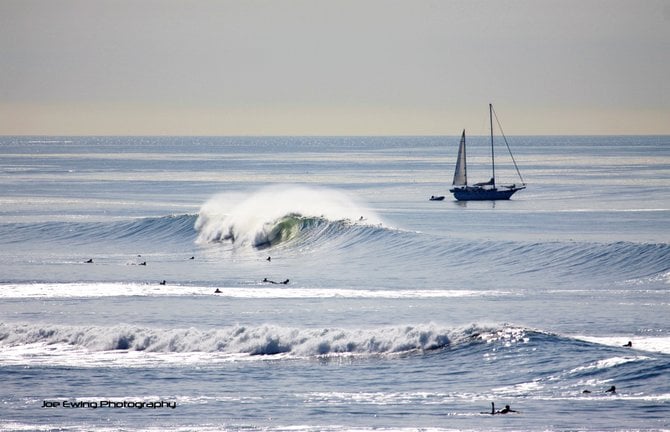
[
  {"xmin": 192, "ymin": 180, "xmax": 670, "ymax": 277},
  {"xmin": 195, "ymin": 185, "xmax": 385, "ymax": 248},
  {"xmin": 0, "ymin": 185, "xmax": 667, "ymax": 283},
  {"xmin": 492, "ymin": 240, "xmax": 670, "ymax": 281},
  {"xmin": 0, "ymin": 214, "xmax": 197, "ymax": 245},
  {"xmin": 0, "ymin": 218, "xmax": 667, "ymax": 283}
]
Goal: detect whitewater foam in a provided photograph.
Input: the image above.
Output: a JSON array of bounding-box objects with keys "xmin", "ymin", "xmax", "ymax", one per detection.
[
  {"xmin": 0, "ymin": 322, "xmax": 499, "ymax": 366},
  {"xmin": 195, "ymin": 185, "xmax": 384, "ymax": 247},
  {"xmin": 0, "ymin": 282, "xmax": 511, "ymax": 299},
  {"xmin": 574, "ymin": 335, "xmax": 670, "ymax": 355}
]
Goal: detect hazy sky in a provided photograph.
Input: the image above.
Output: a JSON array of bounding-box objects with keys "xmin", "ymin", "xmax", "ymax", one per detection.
[{"xmin": 1, "ymin": 0, "xmax": 668, "ymax": 135}]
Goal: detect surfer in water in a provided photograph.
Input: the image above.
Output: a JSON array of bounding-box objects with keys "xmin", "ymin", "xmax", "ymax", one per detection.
[
  {"xmin": 582, "ymin": 385, "xmax": 617, "ymax": 394},
  {"xmin": 485, "ymin": 402, "xmax": 518, "ymax": 415},
  {"xmin": 497, "ymin": 404, "xmax": 518, "ymax": 414},
  {"xmin": 263, "ymin": 278, "xmax": 289, "ymax": 284}
]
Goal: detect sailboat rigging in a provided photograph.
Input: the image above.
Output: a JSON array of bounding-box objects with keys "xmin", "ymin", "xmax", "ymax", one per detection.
[{"xmin": 449, "ymin": 104, "xmax": 526, "ymax": 201}]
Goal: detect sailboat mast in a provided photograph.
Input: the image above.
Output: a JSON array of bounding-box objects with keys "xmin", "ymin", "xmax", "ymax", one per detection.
[{"xmin": 490, "ymin": 103, "xmax": 495, "ymax": 186}]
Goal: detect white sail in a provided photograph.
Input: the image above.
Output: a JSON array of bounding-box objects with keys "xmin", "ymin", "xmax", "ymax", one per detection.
[{"xmin": 452, "ymin": 130, "xmax": 467, "ymax": 186}]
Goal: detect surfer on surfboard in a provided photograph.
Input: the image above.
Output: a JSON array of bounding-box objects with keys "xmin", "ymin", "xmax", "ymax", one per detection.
[{"xmin": 482, "ymin": 402, "xmax": 519, "ymax": 415}]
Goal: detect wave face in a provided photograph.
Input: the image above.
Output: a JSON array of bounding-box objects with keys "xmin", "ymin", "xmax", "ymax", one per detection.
[
  {"xmin": 0, "ymin": 216, "xmax": 667, "ymax": 291},
  {"xmin": 195, "ymin": 185, "xmax": 384, "ymax": 248},
  {"xmin": 0, "ymin": 216, "xmax": 667, "ymax": 288},
  {"xmin": 0, "ymin": 214, "xmax": 197, "ymax": 246}
]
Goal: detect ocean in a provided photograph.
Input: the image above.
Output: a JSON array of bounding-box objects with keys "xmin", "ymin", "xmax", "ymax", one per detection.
[{"xmin": 0, "ymin": 135, "xmax": 668, "ymax": 431}]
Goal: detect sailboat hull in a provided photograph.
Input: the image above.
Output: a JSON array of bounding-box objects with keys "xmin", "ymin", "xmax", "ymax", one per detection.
[{"xmin": 450, "ymin": 186, "xmax": 524, "ymax": 201}]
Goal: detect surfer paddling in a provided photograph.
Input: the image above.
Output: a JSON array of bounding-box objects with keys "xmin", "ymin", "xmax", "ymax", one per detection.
[
  {"xmin": 483, "ymin": 402, "xmax": 519, "ymax": 415},
  {"xmin": 582, "ymin": 385, "xmax": 617, "ymax": 394},
  {"xmin": 263, "ymin": 278, "xmax": 289, "ymax": 285}
]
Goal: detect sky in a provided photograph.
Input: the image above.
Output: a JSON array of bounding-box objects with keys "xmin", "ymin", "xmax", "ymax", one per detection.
[{"xmin": 0, "ymin": 0, "xmax": 668, "ymax": 136}]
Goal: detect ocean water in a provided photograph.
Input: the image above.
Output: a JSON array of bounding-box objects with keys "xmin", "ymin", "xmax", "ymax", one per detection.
[{"xmin": 0, "ymin": 135, "xmax": 668, "ymax": 431}]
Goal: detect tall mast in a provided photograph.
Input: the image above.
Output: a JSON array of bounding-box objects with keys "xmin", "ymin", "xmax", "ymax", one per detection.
[{"xmin": 489, "ymin": 103, "xmax": 495, "ymax": 187}]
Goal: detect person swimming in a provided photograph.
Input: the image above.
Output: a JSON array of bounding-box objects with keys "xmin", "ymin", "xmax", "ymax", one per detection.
[
  {"xmin": 214, "ymin": 288, "xmax": 222, "ymax": 294},
  {"xmin": 263, "ymin": 278, "xmax": 289, "ymax": 284},
  {"xmin": 481, "ymin": 402, "xmax": 519, "ymax": 415},
  {"xmin": 605, "ymin": 385, "xmax": 616, "ymax": 394},
  {"xmin": 497, "ymin": 404, "xmax": 517, "ymax": 414},
  {"xmin": 486, "ymin": 402, "xmax": 518, "ymax": 415},
  {"xmin": 623, "ymin": 341, "xmax": 632, "ymax": 347}
]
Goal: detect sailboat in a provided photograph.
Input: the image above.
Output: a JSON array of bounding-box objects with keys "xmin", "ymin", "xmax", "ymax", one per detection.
[{"xmin": 449, "ymin": 104, "xmax": 526, "ymax": 201}]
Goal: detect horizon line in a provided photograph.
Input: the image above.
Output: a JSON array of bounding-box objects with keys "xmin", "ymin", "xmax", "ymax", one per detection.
[{"xmin": 3, "ymin": 133, "xmax": 670, "ymax": 138}]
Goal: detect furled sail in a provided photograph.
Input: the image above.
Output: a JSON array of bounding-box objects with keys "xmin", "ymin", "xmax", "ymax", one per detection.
[{"xmin": 452, "ymin": 130, "xmax": 467, "ymax": 186}]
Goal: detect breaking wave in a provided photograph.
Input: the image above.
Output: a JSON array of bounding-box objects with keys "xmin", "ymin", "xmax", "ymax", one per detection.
[
  {"xmin": 0, "ymin": 185, "xmax": 666, "ymax": 284},
  {"xmin": 5, "ymin": 321, "xmax": 668, "ymax": 364},
  {"xmin": 194, "ymin": 185, "xmax": 385, "ymax": 248},
  {"xmin": 0, "ymin": 322, "xmax": 507, "ymax": 357}
]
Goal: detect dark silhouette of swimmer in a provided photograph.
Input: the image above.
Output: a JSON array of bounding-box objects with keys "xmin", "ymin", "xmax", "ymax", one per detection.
[
  {"xmin": 189, "ymin": 256, "xmax": 195, "ymax": 260},
  {"xmin": 139, "ymin": 261, "xmax": 147, "ymax": 266},
  {"xmin": 623, "ymin": 341, "xmax": 632, "ymax": 347},
  {"xmin": 487, "ymin": 402, "xmax": 518, "ymax": 415},
  {"xmin": 582, "ymin": 389, "xmax": 592, "ymax": 394},
  {"xmin": 263, "ymin": 278, "xmax": 289, "ymax": 284},
  {"xmin": 498, "ymin": 404, "xmax": 517, "ymax": 414},
  {"xmin": 85, "ymin": 259, "xmax": 93, "ymax": 263},
  {"xmin": 159, "ymin": 280, "xmax": 166, "ymax": 285},
  {"xmin": 605, "ymin": 386, "xmax": 616, "ymax": 394},
  {"xmin": 214, "ymin": 288, "xmax": 222, "ymax": 294},
  {"xmin": 266, "ymin": 256, "xmax": 271, "ymax": 262}
]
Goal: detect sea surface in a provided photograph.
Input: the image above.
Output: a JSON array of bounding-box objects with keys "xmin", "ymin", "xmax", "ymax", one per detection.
[{"xmin": 0, "ymin": 135, "xmax": 669, "ymax": 431}]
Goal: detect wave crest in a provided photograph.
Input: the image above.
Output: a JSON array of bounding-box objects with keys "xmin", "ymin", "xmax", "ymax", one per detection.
[{"xmin": 195, "ymin": 185, "xmax": 384, "ymax": 248}]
